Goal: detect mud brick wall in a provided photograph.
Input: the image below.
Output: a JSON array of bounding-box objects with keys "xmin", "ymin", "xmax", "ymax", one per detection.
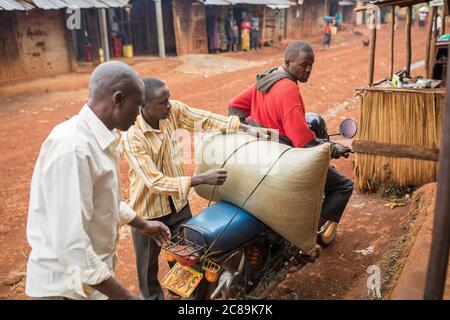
[
  {"xmin": 172, "ymin": 0, "xmax": 208, "ymax": 55},
  {"xmin": 301, "ymin": 0, "xmax": 327, "ymax": 37},
  {"xmin": 285, "ymin": 0, "xmax": 327, "ymax": 39},
  {"xmin": 286, "ymin": 5, "xmax": 303, "ymax": 40},
  {"xmin": 15, "ymin": 9, "xmax": 71, "ymax": 79}
]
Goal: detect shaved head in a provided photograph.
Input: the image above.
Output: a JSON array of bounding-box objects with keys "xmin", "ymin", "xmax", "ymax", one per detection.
[
  {"xmin": 284, "ymin": 41, "xmax": 314, "ymax": 62},
  {"xmin": 89, "ymin": 60, "xmax": 143, "ymax": 101},
  {"xmin": 141, "ymin": 77, "xmax": 171, "ymax": 125},
  {"xmin": 283, "ymin": 41, "xmax": 315, "ymax": 83},
  {"xmin": 142, "ymin": 77, "xmax": 166, "ymax": 102},
  {"xmin": 87, "ymin": 61, "xmax": 144, "ymax": 131}
]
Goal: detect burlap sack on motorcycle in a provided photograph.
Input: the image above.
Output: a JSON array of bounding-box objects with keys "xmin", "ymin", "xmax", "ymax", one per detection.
[{"xmin": 194, "ymin": 132, "xmax": 331, "ymax": 256}]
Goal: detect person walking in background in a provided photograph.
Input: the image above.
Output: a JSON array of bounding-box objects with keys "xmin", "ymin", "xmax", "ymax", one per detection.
[
  {"xmin": 412, "ymin": 9, "xmax": 416, "ymax": 27},
  {"xmin": 251, "ymin": 14, "xmax": 260, "ymax": 51},
  {"xmin": 231, "ymin": 20, "xmax": 239, "ymax": 51},
  {"xmin": 419, "ymin": 10, "xmax": 427, "ymax": 29},
  {"xmin": 322, "ymin": 21, "xmax": 332, "ymax": 50},
  {"xmin": 211, "ymin": 17, "xmax": 221, "ymax": 53},
  {"xmin": 241, "ymin": 16, "xmax": 251, "ymax": 51}
]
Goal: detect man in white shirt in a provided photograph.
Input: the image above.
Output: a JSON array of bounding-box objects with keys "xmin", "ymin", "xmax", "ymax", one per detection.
[
  {"xmin": 419, "ymin": 11, "xmax": 427, "ymax": 29},
  {"xmin": 26, "ymin": 61, "xmax": 171, "ymax": 300}
]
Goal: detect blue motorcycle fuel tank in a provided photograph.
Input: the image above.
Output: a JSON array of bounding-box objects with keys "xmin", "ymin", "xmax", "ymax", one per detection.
[{"xmin": 182, "ymin": 202, "xmax": 268, "ymax": 254}]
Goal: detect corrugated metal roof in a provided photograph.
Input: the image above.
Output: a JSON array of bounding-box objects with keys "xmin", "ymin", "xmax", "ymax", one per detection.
[
  {"xmin": 339, "ymin": 0, "xmax": 356, "ymax": 5},
  {"xmin": 366, "ymin": 0, "xmax": 429, "ymax": 7},
  {"xmin": 267, "ymin": 4, "xmax": 290, "ymax": 9},
  {"xmin": 98, "ymin": 0, "xmax": 129, "ymax": 7},
  {"xmin": 202, "ymin": 0, "xmax": 232, "ymax": 5},
  {"xmin": 31, "ymin": 0, "xmax": 129, "ymax": 9},
  {"xmin": 228, "ymin": 0, "xmax": 296, "ymax": 5},
  {"xmin": 31, "ymin": 0, "xmax": 69, "ymax": 9},
  {"xmin": 0, "ymin": 0, "xmax": 128, "ymax": 10},
  {"xmin": 0, "ymin": 0, "xmax": 34, "ymax": 10},
  {"xmin": 202, "ymin": 0, "xmax": 296, "ymax": 5}
]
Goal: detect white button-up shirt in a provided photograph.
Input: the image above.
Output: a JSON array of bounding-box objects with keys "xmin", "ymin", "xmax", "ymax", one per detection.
[{"xmin": 26, "ymin": 105, "xmax": 136, "ymax": 300}]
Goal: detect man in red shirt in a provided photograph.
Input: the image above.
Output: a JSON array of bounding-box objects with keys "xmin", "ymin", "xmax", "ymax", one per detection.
[{"xmin": 228, "ymin": 41, "xmax": 353, "ymax": 230}]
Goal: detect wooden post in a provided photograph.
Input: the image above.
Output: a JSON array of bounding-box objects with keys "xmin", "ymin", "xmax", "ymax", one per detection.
[
  {"xmin": 172, "ymin": 0, "xmax": 181, "ymax": 56},
  {"xmin": 145, "ymin": 0, "xmax": 152, "ymax": 53},
  {"xmin": 262, "ymin": 6, "xmax": 266, "ymax": 45},
  {"xmin": 430, "ymin": 7, "xmax": 438, "ymax": 79},
  {"xmin": 368, "ymin": 9, "xmax": 377, "ymax": 87},
  {"xmin": 441, "ymin": 6, "xmax": 446, "ymax": 35},
  {"xmin": 390, "ymin": 6, "xmax": 395, "ymax": 79},
  {"xmin": 435, "ymin": 6, "xmax": 439, "ymax": 37},
  {"xmin": 424, "ymin": 43, "xmax": 450, "ymax": 300},
  {"xmin": 426, "ymin": 7, "xmax": 437, "ymax": 78},
  {"xmin": 406, "ymin": 6, "xmax": 412, "ymax": 77},
  {"xmin": 62, "ymin": 11, "xmax": 78, "ymax": 72}
]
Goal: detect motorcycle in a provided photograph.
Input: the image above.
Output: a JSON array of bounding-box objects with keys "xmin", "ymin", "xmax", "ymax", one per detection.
[{"xmin": 161, "ymin": 115, "xmax": 358, "ymax": 300}]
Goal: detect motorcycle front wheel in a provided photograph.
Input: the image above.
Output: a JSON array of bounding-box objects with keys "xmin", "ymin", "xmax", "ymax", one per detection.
[{"xmin": 317, "ymin": 221, "xmax": 338, "ymax": 246}]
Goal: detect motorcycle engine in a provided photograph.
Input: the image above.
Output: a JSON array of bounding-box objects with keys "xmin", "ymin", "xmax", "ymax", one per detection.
[{"xmin": 219, "ymin": 271, "xmax": 244, "ymax": 299}]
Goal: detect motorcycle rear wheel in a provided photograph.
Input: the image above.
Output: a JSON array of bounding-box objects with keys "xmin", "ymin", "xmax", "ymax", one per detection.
[{"xmin": 317, "ymin": 221, "xmax": 338, "ymax": 246}]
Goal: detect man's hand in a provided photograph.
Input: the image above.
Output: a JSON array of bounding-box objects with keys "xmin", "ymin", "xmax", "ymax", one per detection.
[
  {"xmin": 128, "ymin": 215, "xmax": 171, "ymax": 246},
  {"xmin": 192, "ymin": 169, "xmax": 228, "ymax": 186},
  {"xmin": 92, "ymin": 277, "xmax": 142, "ymax": 300},
  {"xmin": 140, "ymin": 220, "xmax": 171, "ymax": 246},
  {"xmin": 331, "ymin": 143, "xmax": 352, "ymax": 159},
  {"xmin": 239, "ymin": 123, "xmax": 271, "ymax": 140}
]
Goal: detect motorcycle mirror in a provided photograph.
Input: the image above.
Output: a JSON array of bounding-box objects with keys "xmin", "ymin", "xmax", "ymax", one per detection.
[{"xmin": 339, "ymin": 119, "xmax": 358, "ymax": 139}]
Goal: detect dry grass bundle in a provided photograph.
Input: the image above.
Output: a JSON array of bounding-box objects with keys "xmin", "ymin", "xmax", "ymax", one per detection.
[{"xmin": 355, "ymin": 88, "xmax": 445, "ymax": 191}]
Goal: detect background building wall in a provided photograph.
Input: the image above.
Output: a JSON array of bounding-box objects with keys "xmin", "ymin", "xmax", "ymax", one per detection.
[
  {"xmin": 301, "ymin": 0, "xmax": 326, "ymax": 37},
  {"xmin": 0, "ymin": 12, "xmax": 25, "ymax": 84},
  {"xmin": 286, "ymin": 5, "xmax": 303, "ymax": 39},
  {"xmin": 173, "ymin": 0, "xmax": 208, "ymax": 55},
  {"xmin": 15, "ymin": 9, "xmax": 71, "ymax": 79}
]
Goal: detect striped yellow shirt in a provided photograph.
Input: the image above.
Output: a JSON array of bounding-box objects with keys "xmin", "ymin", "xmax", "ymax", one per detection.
[{"xmin": 120, "ymin": 100, "xmax": 240, "ymax": 220}]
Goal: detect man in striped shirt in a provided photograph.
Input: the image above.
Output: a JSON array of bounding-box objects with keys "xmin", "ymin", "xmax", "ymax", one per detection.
[{"xmin": 120, "ymin": 77, "xmax": 264, "ymax": 300}]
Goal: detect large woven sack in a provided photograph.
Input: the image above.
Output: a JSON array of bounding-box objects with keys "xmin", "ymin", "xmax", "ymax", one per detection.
[{"xmin": 194, "ymin": 132, "xmax": 331, "ymax": 256}]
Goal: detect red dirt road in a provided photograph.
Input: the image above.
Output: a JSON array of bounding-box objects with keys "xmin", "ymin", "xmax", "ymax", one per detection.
[{"xmin": 0, "ymin": 24, "xmax": 429, "ymax": 299}]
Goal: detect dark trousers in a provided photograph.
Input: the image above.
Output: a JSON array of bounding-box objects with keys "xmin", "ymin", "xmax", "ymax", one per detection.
[
  {"xmin": 131, "ymin": 200, "xmax": 192, "ymax": 300},
  {"xmin": 251, "ymin": 30, "xmax": 259, "ymax": 49},
  {"xmin": 321, "ymin": 166, "xmax": 354, "ymax": 223}
]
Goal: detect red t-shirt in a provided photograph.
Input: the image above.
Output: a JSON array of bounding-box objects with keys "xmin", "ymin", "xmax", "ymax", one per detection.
[{"xmin": 229, "ymin": 78, "xmax": 315, "ymax": 147}]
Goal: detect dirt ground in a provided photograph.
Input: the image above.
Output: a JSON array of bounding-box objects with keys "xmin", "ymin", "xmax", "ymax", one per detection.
[{"xmin": 0, "ymin": 23, "xmax": 431, "ymax": 299}]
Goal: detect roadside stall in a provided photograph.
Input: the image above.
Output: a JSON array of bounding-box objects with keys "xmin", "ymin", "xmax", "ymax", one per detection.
[{"xmin": 353, "ymin": 0, "xmax": 449, "ymax": 191}]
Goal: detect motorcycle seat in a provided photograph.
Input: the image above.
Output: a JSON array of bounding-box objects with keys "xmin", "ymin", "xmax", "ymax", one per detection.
[{"xmin": 182, "ymin": 201, "xmax": 268, "ymax": 255}]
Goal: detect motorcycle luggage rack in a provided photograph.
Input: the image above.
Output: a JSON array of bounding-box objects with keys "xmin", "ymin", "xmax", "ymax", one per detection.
[{"xmin": 162, "ymin": 233, "xmax": 206, "ymax": 258}]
